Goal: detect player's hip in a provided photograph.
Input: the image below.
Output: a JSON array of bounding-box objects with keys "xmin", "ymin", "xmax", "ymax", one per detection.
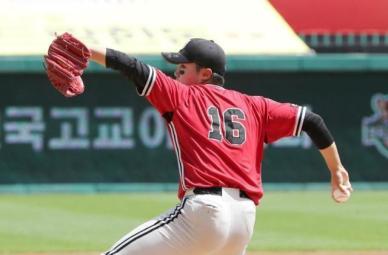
[
  {"xmin": 183, "ymin": 187, "xmax": 256, "ymax": 241},
  {"xmin": 104, "ymin": 190, "xmax": 256, "ymax": 255}
]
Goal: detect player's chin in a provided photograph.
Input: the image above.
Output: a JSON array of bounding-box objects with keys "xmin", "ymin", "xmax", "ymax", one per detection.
[
  {"xmin": 175, "ymin": 77, "xmax": 184, "ymax": 83},
  {"xmin": 175, "ymin": 77, "xmax": 195, "ymax": 86}
]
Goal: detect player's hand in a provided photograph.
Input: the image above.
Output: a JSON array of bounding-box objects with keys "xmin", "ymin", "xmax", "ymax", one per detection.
[{"xmin": 330, "ymin": 166, "xmax": 353, "ymax": 203}]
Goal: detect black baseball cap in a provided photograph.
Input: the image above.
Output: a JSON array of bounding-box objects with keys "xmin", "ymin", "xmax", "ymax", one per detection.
[{"xmin": 161, "ymin": 38, "xmax": 226, "ymax": 77}]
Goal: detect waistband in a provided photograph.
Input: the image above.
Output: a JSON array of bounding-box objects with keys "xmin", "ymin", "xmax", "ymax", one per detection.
[{"xmin": 186, "ymin": 187, "xmax": 250, "ymax": 200}]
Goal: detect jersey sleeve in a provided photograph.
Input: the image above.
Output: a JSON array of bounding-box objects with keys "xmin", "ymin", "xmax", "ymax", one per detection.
[
  {"xmin": 263, "ymin": 98, "xmax": 307, "ymax": 143},
  {"xmin": 139, "ymin": 67, "xmax": 190, "ymax": 114}
]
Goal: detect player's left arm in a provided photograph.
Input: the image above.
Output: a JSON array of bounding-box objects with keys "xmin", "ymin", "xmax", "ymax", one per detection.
[
  {"xmin": 90, "ymin": 47, "xmax": 153, "ymax": 95},
  {"xmin": 89, "ymin": 47, "xmax": 188, "ymax": 113},
  {"xmin": 90, "ymin": 48, "xmax": 106, "ymax": 67}
]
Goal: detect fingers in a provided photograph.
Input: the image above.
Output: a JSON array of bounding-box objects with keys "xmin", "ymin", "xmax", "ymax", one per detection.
[
  {"xmin": 332, "ymin": 188, "xmax": 351, "ymax": 203},
  {"xmin": 332, "ymin": 167, "xmax": 353, "ymax": 200},
  {"xmin": 335, "ymin": 170, "xmax": 347, "ymax": 193},
  {"xmin": 338, "ymin": 183, "xmax": 353, "ymax": 194},
  {"xmin": 65, "ymin": 89, "xmax": 77, "ymax": 97}
]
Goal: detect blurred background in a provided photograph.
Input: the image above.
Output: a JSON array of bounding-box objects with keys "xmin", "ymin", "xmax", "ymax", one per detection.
[
  {"xmin": 0, "ymin": 0, "xmax": 387, "ymax": 253},
  {"xmin": 0, "ymin": 0, "xmax": 386, "ymax": 191}
]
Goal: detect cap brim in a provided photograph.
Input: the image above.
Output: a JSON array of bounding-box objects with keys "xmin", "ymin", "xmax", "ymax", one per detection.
[{"xmin": 161, "ymin": 52, "xmax": 190, "ymax": 64}]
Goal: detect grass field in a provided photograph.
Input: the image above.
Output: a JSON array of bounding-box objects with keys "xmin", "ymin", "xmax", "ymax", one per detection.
[{"xmin": 0, "ymin": 190, "xmax": 388, "ymax": 254}]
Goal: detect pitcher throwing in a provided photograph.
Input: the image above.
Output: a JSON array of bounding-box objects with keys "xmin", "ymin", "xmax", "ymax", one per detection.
[{"xmin": 44, "ymin": 34, "xmax": 353, "ymax": 255}]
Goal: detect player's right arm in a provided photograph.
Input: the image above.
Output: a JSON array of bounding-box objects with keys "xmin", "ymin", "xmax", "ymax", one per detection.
[
  {"xmin": 301, "ymin": 110, "xmax": 353, "ymax": 201},
  {"xmin": 89, "ymin": 47, "xmax": 189, "ymax": 114},
  {"xmin": 319, "ymin": 142, "xmax": 352, "ymax": 199},
  {"xmin": 254, "ymin": 97, "xmax": 352, "ymax": 203}
]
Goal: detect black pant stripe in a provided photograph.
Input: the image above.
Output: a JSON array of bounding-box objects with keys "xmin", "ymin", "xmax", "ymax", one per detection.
[
  {"xmin": 106, "ymin": 200, "xmax": 184, "ymax": 255},
  {"xmin": 105, "ymin": 198, "xmax": 188, "ymax": 255}
]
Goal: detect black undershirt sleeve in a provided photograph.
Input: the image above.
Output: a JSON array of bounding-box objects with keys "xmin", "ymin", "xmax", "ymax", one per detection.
[
  {"xmin": 301, "ymin": 110, "xmax": 334, "ymax": 149},
  {"xmin": 105, "ymin": 48, "xmax": 151, "ymax": 94}
]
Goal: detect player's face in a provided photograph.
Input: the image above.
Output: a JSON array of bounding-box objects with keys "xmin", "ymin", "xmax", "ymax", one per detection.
[{"xmin": 174, "ymin": 63, "xmax": 210, "ymax": 85}]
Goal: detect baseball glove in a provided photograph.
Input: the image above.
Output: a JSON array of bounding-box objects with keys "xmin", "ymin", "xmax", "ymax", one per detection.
[{"xmin": 44, "ymin": 32, "xmax": 91, "ymax": 97}]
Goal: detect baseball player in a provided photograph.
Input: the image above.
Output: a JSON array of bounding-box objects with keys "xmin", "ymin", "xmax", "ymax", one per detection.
[{"xmin": 45, "ymin": 35, "xmax": 353, "ymax": 255}]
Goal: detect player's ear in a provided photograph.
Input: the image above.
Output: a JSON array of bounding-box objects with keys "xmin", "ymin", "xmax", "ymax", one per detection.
[{"xmin": 200, "ymin": 68, "xmax": 212, "ymax": 83}]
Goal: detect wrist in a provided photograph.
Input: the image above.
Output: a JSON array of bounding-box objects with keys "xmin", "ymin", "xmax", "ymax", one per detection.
[
  {"xmin": 90, "ymin": 48, "xmax": 107, "ymax": 66},
  {"xmin": 328, "ymin": 164, "xmax": 344, "ymax": 174}
]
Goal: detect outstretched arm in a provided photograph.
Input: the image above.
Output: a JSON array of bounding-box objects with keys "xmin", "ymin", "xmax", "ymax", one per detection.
[
  {"xmin": 90, "ymin": 48, "xmax": 107, "ymax": 67},
  {"xmin": 302, "ymin": 111, "xmax": 353, "ymax": 202},
  {"xmin": 88, "ymin": 47, "xmax": 156, "ymax": 96},
  {"xmin": 88, "ymin": 45, "xmax": 187, "ymax": 114}
]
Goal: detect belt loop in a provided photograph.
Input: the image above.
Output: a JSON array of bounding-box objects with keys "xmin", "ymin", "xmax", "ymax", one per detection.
[{"xmin": 239, "ymin": 190, "xmax": 250, "ymax": 199}]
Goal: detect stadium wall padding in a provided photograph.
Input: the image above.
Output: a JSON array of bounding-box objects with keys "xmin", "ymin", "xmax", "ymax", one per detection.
[{"xmin": 0, "ymin": 56, "xmax": 386, "ymax": 183}]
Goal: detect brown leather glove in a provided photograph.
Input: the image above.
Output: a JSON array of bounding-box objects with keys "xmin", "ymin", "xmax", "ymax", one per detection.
[{"xmin": 44, "ymin": 32, "xmax": 91, "ymax": 97}]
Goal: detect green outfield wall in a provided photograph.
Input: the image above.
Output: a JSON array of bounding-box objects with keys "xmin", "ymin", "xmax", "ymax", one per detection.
[{"xmin": 0, "ymin": 55, "xmax": 386, "ymax": 184}]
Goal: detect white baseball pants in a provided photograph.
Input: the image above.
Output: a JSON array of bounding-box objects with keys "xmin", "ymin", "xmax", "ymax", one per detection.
[{"xmin": 103, "ymin": 188, "xmax": 256, "ymax": 255}]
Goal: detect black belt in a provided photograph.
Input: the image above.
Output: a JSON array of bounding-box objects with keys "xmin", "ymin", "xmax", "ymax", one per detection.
[{"xmin": 193, "ymin": 187, "xmax": 250, "ymax": 200}]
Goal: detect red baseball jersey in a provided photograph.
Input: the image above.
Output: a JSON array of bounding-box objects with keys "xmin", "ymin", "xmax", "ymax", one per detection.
[{"xmin": 141, "ymin": 67, "xmax": 306, "ymax": 205}]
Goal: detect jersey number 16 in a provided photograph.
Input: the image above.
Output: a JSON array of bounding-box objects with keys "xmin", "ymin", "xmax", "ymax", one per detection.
[{"xmin": 208, "ymin": 106, "xmax": 246, "ymax": 145}]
